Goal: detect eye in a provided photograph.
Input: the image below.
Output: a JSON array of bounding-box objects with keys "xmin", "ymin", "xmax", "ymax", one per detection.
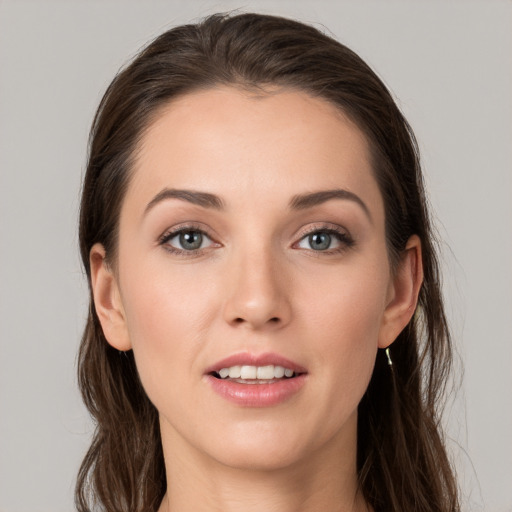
[
  {"xmin": 296, "ymin": 227, "xmax": 354, "ymax": 253},
  {"xmin": 159, "ymin": 227, "xmax": 216, "ymax": 253},
  {"xmin": 301, "ymin": 231, "xmax": 335, "ymax": 251}
]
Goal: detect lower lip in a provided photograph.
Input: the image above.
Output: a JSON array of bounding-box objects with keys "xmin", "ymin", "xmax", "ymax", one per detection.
[{"xmin": 205, "ymin": 374, "xmax": 307, "ymax": 407}]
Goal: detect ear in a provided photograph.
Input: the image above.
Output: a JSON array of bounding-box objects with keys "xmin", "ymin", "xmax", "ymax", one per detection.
[
  {"xmin": 378, "ymin": 235, "xmax": 423, "ymax": 349},
  {"xmin": 89, "ymin": 243, "xmax": 132, "ymax": 351}
]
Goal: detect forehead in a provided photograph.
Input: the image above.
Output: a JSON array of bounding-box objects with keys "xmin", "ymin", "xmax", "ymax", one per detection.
[{"xmin": 126, "ymin": 86, "xmax": 383, "ymax": 216}]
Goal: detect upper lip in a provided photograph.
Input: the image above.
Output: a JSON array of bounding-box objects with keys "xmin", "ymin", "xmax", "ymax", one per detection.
[{"xmin": 205, "ymin": 352, "xmax": 308, "ymax": 375}]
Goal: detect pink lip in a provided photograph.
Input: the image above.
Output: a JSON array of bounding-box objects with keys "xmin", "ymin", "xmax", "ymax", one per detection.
[
  {"xmin": 205, "ymin": 352, "xmax": 307, "ymax": 374},
  {"xmin": 204, "ymin": 352, "xmax": 308, "ymax": 407}
]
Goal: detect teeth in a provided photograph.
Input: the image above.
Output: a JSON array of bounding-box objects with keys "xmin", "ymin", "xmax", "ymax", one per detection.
[
  {"xmin": 256, "ymin": 365, "xmax": 274, "ymax": 379},
  {"xmin": 274, "ymin": 365, "xmax": 285, "ymax": 378},
  {"xmin": 240, "ymin": 365, "xmax": 257, "ymax": 379},
  {"xmin": 219, "ymin": 368, "xmax": 230, "ymax": 379},
  {"xmin": 217, "ymin": 364, "xmax": 296, "ymax": 380},
  {"xmin": 228, "ymin": 366, "xmax": 241, "ymax": 379}
]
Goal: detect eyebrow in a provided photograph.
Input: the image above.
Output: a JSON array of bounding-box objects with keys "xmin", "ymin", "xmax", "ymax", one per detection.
[
  {"xmin": 144, "ymin": 187, "xmax": 371, "ymax": 221},
  {"xmin": 144, "ymin": 188, "xmax": 225, "ymax": 214},
  {"xmin": 289, "ymin": 189, "xmax": 372, "ymax": 221}
]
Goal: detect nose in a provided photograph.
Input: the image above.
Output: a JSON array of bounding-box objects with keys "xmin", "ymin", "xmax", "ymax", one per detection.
[{"xmin": 222, "ymin": 247, "xmax": 292, "ymax": 330}]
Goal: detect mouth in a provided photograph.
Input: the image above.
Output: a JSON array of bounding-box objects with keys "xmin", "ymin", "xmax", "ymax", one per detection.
[
  {"xmin": 210, "ymin": 364, "xmax": 303, "ymax": 384},
  {"xmin": 205, "ymin": 352, "xmax": 307, "ymax": 406}
]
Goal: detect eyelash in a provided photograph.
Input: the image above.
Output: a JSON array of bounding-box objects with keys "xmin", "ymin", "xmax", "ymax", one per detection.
[
  {"xmin": 158, "ymin": 223, "xmax": 355, "ymax": 256},
  {"xmin": 158, "ymin": 223, "xmax": 218, "ymax": 256},
  {"xmin": 294, "ymin": 224, "xmax": 355, "ymax": 255}
]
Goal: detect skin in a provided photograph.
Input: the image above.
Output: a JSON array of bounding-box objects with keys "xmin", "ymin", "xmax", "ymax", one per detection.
[{"xmin": 90, "ymin": 87, "xmax": 423, "ymax": 512}]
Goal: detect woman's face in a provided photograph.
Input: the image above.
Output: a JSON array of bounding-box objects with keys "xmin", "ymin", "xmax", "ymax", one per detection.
[{"xmin": 93, "ymin": 87, "xmax": 415, "ymax": 472}]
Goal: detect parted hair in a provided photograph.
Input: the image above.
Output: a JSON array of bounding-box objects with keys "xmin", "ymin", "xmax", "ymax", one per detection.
[{"xmin": 77, "ymin": 12, "xmax": 459, "ymax": 512}]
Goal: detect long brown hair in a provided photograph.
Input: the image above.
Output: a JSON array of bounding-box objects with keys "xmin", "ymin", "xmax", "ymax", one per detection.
[{"xmin": 76, "ymin": 12, "xmax": 459, "ymax": 512}]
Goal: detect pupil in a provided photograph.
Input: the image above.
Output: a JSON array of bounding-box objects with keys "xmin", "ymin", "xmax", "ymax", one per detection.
[
  {"xmin": 180, "ymin": 231, "xmax": 202, "ymax": 250},
  {"xmin": 309, "ymin": 232, "xmax": 331, "ymax": 250}
]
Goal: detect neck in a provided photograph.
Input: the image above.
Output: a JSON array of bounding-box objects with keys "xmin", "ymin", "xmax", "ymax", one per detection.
[{"xmin": 157, "ymin": 414, "xmax": 369, "ymax": 512}]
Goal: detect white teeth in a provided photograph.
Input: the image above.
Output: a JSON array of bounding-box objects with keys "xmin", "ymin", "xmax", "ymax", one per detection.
[
  {"xmin": 240, "ymin": 365, "xmax": 257, "ymax": 379},
  {"xmin": 274, "ymin": 365, "xmax": 285, "ymax": 378},
  {"xmin": 217, "ymin": 364, "xmax": 296, "ymax": 380},
  {"xmin": 256, "ymin": 365, "xmax": 274, "ymax": 379},
  {"xmin": 228, "ymin": 365, "xmax": 241, "ymax": 379}
]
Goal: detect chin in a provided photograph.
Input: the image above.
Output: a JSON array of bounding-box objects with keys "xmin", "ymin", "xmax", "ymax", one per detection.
[
  {"xmin": 213, "ymin": 438, "xmax": 307, "ymax": 472},
  {"xmin": 198, "ymin": 416, "xmax": 344, "ymax": 473}
]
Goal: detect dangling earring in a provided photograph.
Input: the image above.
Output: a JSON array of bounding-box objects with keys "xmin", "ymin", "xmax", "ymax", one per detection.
[{"xmin": 385, "ymin": 347, "xmax": 393, "ymax": 370}]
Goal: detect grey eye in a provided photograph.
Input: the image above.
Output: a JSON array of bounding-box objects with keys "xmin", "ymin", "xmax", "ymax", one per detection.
[
  {"xmin": 296, "ymin": 229, "xmax": 349, "ymax": 252},
  {"xmin": 178, "ymin": 231, "xmax": 203, "ymax": 250},
  {"xmin": 164, "ymin": 229, "xmax": 213, "ymax": 251},
  {"xmin": 308, "ymin": 232, "xmax": 332, "ymax": 251}
]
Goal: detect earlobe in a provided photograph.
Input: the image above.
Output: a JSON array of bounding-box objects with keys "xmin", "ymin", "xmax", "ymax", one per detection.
[
  {"xmin": 90, "ymin": 243, "xmax": 132, "ymax": 351},
  {"xmin": 378, "ymin": 235, "xmax": 423, "ymax": 349}
]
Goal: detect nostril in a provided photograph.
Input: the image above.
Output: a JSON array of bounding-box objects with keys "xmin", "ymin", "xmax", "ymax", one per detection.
[{"xmin": 232, "ymin": 316, "xmax": 280, "ymax": 325}]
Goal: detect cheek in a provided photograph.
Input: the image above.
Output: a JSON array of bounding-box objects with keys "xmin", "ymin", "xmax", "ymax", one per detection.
[
  {"xmin": 118, "ymin": 261, "xmax": 219, "ymax": 407},
  {"xmin": 299, "ymin": 260, "xmax": 389, "ymax": 408},
  {"xmin": 302, "ymin": 255, "xmax": 389, "ymax": 344}
]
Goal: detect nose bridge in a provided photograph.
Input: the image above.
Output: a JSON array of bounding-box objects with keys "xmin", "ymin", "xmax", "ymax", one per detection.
[{"xmin": 223, "ymin": 238, "xmax": 291, "ymax": 329}]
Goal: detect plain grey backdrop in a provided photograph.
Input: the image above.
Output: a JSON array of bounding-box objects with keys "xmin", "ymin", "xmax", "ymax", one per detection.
[{"xmin": 0, "ymin": 1, "xmax": 511, "ymax": 511}]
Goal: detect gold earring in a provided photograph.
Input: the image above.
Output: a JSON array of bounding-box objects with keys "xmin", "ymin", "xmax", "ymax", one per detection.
[{"xmin": 385, "ymin": 347, "xmax": 393, "ymax": 368}]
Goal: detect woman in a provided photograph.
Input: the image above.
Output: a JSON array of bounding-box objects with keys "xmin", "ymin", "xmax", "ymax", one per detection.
[{"xmin": 76, "ymin": 12, "xmax": 459, "ymax": 512}]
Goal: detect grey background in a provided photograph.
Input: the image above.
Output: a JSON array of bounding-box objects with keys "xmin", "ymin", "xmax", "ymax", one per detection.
[{"xmin": 0, "ymin": 1, "xmax": 510, "ymax": 511}]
